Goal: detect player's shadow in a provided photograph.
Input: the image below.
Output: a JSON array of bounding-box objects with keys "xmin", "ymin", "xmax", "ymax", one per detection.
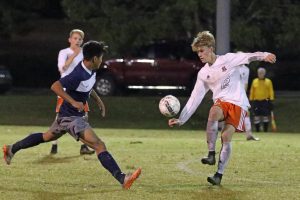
[{"xmin": 34, "ymin": 155, "xmax": 82, "ymax": 165}]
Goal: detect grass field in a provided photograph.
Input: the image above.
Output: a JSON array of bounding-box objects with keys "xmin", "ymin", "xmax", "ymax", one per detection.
[
  {"xmin": 0, "ymin": 126, "xmax": 299, "ymax": 200},
  {"xmin": 1, "ymin": 94, "xmax": 300, "ymax": 132}
]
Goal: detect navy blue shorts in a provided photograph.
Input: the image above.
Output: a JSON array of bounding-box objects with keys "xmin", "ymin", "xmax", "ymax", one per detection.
[{"xmin": 251, "ymin": 100, "xmax": 271, "ymax": 116}]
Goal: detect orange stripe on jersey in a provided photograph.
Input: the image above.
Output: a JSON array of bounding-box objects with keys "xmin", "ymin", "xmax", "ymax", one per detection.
[
  {"xmin": 55, "ymin": 96, "xmax": 64, "ymax": 113},
  {"xmin": 214, "ymin": 99, "xmax": 246, "ymax": 132},
  {"xmin": 84, "ymin": 102, "xmax": 90, "ymax": 112}
]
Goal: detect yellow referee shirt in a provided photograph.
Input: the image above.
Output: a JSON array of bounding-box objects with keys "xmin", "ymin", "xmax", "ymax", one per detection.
[{"xmin": 249, "ymin": 78, "xmax": 274, "ymax": 100}]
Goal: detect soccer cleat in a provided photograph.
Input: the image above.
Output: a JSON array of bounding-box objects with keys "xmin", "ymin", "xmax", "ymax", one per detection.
[
  {"xmin": 3, "ymin": 144, "xmax": 14, "ymax": 165},
  {"xmin": 246, "ymin": 136, "xmax": 260, "ymax": 141},
  {"xmin": 122, "ymin": 168, "xmax": 142, "ymax": 189},
  {"xmin": 80, "ymin": 145, "xmax": 95, "ymax": 155},
  {"xmin": 207, "ymin": 173, "xmax": 222, "ymax": 185},
  {"xmin": 201, "ymin": 152, "xmax": 216, "ymax": 165},
  {"xmin": 50, "ymin": 144, "xmax": 58, "ymax": 154}
]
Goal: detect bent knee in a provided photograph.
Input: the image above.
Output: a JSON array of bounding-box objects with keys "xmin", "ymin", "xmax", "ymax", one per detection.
[
  {"xmin": 43, "ymin": 131, "xmax": 58, "ymax": 142},
  {"xmin": 209, "ymin": 106, "xmax": 223, "ymax": 121},
  {"xmin": 93, "ymin": 140, "xmax": 107, "ymax": 152},
  {"xmin": 221, "ymin": 131, "xmax": 234, "ymax": 143},
  {"xmin": 221, "ymin": 135, "xmax": 231, "ymax": 143}
]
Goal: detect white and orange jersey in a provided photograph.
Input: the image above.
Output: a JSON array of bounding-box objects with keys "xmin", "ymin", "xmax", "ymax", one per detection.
[
  {"xmin": 178, "ymin": 52, "xmax": 270, "ymax": 125},
  {"xmin": 58, "ymin": 47, "xmax": 83, "ymax": 78}
]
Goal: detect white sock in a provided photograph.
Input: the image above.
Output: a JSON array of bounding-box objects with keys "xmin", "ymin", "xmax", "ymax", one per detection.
[
  {"xmin": 263, "ymin": 116, "xmax": 269, "ymax": 123},
  {"xmin": 206, "ymin": 121, "xmax": 218, "ymax": 152},
  {"xmin": 52, "ymin": 140, "xmax": 58, "ymax": 145},
  {"xmin": 217, "ymin": 142, "xmax": 231, "ymax": 174},
  {"xmin": 244, "ymin": 116, "xmax": 253, "ymax": 137}
]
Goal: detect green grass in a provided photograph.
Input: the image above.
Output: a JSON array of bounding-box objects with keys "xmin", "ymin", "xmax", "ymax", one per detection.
[
  {"xmin": 1, "ymin": 94, "xmax": 300, "ymax": 132},
  {"xmin": 0, "ymin": 126, "xmax": 299, "ymax": 200}
]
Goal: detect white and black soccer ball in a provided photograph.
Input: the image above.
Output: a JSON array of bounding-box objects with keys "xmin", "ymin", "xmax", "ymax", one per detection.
[{"xmin": 159, "ymin": 95, "xmax": 181, "ymax": 117}]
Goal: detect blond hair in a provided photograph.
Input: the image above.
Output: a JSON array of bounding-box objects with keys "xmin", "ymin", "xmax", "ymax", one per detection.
[
  {"xmin": 69, "ymin": 29, "xmax": 84, "ymax": 39},
  {"xmin": 191, "ymin": 31, "xmax": 215, "ymax": 52}
]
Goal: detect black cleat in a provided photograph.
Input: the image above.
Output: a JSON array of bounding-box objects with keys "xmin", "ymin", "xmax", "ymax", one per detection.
[
  {"xmin": 80, "ymin": 145, "xmax": 95, "ymax": 155},
  {"xmin": 50, "ymin": 144, "xmax": 58, "ymax": 154},
  {"xmin": 207, "ymin": 173, "xmax": 222, "ymax": 185},
  {"xmin": 201, "ymin": 152, "xmax": 216, "ymax": 165}
]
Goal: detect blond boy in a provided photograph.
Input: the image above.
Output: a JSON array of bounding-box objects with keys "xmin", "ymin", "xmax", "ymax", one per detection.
[{"xmin": 169, "ymin": 31, "xmax": 276, "ymax": 185}]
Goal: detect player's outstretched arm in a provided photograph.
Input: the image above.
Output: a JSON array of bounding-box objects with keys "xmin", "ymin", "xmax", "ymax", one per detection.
[
  {"xmin": 90, "ymin": 89, "xmax": 106, "ymax": 117},
  {"xmin": 264, "ymin": 53, "xmax": 276, "ymax": 64}
]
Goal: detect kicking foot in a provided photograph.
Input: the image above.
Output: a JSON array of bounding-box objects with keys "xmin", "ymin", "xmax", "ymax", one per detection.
[
  {"xmin": 3, "ymin": 145, "xmax": 14, "ymax": 165},
  {"xmin": 122, "ymin": 168, "xmax": 142, "ymax": 189},
  {"xmin": 207, "ymin": 173, "xmax": 222, "ymax": 185},
  {"xmin": 246, "ymin": 136, "xmax": 260, "ymax": 141},
  {"xmin": 80, "ymin": 145, "xmax": 95, "ymax": 155},
  {"xmin": 50, "ymin": 144, "xmax": 58, "ymax": 154},
  {"xmin": 201, "ymin": 152, "xmax": 216, "ymax": 165}
]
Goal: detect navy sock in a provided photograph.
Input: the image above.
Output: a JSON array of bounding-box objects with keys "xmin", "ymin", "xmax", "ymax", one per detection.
[
  {"xmin": 98, "ymin": 151, "xmax": 125, "ymax": 184},
  {"xmin": 263, "ymin": 122, "xmax": 269, "ymax": 132},
  {"xmin": 11, "ymin": 133, "xmax": 45, "ymax": 154},
  {"xmin": 255, "ymin": 124, "xmax": 260, "ymax": 132}
]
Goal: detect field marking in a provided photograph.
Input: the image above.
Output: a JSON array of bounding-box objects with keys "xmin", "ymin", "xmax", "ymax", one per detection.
[{"xmin": 176, "ymin": 159, "xmax": 294, "ymax": 186}]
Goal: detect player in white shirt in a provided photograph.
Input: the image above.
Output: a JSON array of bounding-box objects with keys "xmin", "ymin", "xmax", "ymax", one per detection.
[
  {"xmin": 169, "ymin": 31, "xmax": 276, "ymax": 185},
  {"xmin": 58, "ymin": 43, "xmax": 83, "ymax": 78},
  {"xmin": 239, "ymin": 64, "xmax": 259, "ymax": 140},
  {"xmin": 50, "ymin": 29, "xmax": 104, "ymax": 155}
]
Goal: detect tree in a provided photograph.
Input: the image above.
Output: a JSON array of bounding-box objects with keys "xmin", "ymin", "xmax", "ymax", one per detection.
[
  {"xmin": 61, "ymin": 0, "xmax": 299, "ymax": 58},
  {"xmin": 61, "ymin": 0, "xmax": 215, "ymax": 55},
  {"xmin": 231, "ymin": 0, "xmax": 299, "ymax": 58},
  {"xmin": 0, "ymin": 0, "xmax": 64, "ymax": 38}
]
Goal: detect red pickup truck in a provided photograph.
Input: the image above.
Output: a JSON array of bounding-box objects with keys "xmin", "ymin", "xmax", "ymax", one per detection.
[{"xmin": 94, "ymin": 41, "xmax": 203, "ymax": 96}]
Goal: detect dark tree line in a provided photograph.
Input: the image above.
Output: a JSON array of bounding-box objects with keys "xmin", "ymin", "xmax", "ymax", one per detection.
[
  {"xmin": 1, "ymin": 0, "xmax": 299, "ymax": 58},
  {"xmin": 60, "ymin": 0, "xmax": 299, "ymax": 58}
]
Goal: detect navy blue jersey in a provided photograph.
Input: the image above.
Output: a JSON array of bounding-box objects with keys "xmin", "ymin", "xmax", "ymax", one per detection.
[{"xmin": 59, "ymin": 62, "xmax": 96, "ymax": 117}]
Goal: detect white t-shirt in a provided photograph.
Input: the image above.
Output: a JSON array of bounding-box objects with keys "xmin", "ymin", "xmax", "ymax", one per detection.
[
  {"xmin": 239, "ymin": 64, "xmax": 249, "ymax": 88},
  {"xmin": 178, "ymin": 52, "xmax": 269, "ymax": 125},
  {"xmin": 58, "ymin": 47, "xmax": 83, "ymax": 78}
]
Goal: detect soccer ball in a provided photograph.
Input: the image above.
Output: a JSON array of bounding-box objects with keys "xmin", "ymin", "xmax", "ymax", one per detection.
[{"xmin": 159, "ymin": 95, "xmax": 181, "ymax": 117}]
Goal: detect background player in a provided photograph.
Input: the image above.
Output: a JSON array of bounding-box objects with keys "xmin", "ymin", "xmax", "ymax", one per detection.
[{"xmin": 239, "ymin": 64, "xmax": 259, "ymax": 140}]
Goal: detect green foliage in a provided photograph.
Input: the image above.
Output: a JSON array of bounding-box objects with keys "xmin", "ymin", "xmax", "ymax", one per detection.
[
  {"xmin": 0, "ymin": 0, "xmax": 63, "ymax": 38},
  {"xmin": 60, "ymin": 0, "xmax": 299, "ymax": 58},
  {"xmin": 61, "ymin": 0, "xmax": 215, "ymax": 55},
  {"xmin": 1, "ymin": 1, "xmax": 298, "ymax": 57},
  {"xmin": 0, "ymin": 126, "xmax": 299, "ymax": 199},
  {"xmin": 231, "ymin": 0, "xmax": 300, "ymax": 58}
]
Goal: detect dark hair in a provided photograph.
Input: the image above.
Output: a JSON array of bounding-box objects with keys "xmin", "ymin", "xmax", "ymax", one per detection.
[{"xmin": 82, "ymin": 40, "xmax": 108, "ymax": 60}]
